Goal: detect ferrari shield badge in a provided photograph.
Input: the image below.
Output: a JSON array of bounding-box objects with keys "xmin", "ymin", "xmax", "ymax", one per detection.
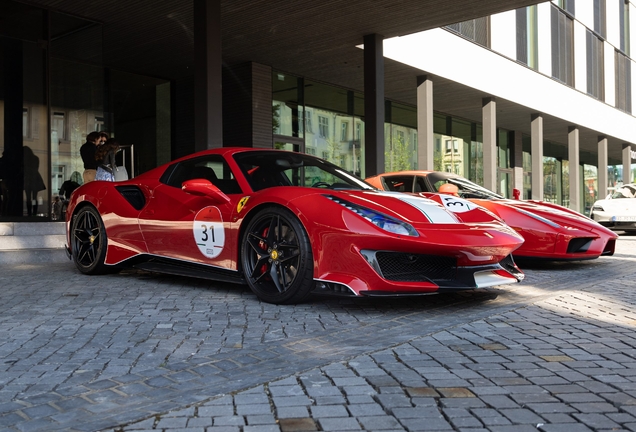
[
  {"xmin": 193, "ymin": 206, "xmax": 225, "ymax": 258},
  {"xmin": 237, "ymin": 196, "xmax": 250, "ymax": 213}
]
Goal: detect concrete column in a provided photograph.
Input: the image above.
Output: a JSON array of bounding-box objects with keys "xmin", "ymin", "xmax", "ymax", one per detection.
[
  {"xmin": 512, "ymin": 131, "xmax": 524, "ymax": 196},
  {"xmin": 364, "ymin": 33, "xmax": 385, "ymax": 177},
  {"xmin": 194, "ymin": 0, "xmax": 223, "ymax": 151},
  {"xmin": 623, "ymin": 144, "xmax": 634, "ymax": 183},
  {"xmin": 416, "ymin": 76, "xmax": 434, "ymax": 171},
  {"xmin": 531, "ymin": 114, "xmax": 544, "ymax": 200},
  {"xmin": 597, "ymin": 137, "xmax": 608, "ymax": 199},
  {"xmin": 482, "ymin": 98, "xmax": 497, "ymax": 193},
  {"xmin": 568, "ymin": 127, "xmax": 580, "ymax": 213}
]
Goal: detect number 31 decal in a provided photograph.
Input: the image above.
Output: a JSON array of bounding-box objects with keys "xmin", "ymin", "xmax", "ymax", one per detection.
[
  {"xmin": 193, "ymin": 207, "xmax": 225, "ymax": 258},
  {"xmin": 440, "ymin": 196, "xmax": 476, "ymax": 213}
]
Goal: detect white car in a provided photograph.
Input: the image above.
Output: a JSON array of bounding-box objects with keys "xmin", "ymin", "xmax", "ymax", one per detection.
[{"xmin": 590, "ymin": 183, "xmax": 636, "ymax": 232}]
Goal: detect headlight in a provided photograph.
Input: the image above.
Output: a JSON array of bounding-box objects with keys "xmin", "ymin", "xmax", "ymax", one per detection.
[
  {"xmin": 592, "ymin": 205, "xmax": 604, "ymax": 212},
  {"xmin": 326, "ymin": 195, "xmax": 419, "ymax": 237}
]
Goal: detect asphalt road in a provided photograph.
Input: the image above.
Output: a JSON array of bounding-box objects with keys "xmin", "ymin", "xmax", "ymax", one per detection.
[{"xmin": 1, "ymin": 234, "xmax": 635, "ymax": 432}]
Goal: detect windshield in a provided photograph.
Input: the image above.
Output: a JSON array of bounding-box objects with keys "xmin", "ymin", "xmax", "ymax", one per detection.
[
  {"xmin": 426, "ymin": 172, "xmax": 504, "ymax": 199},
  {"xmin": 233, "ymin": 151, "xmax": 375, "ymax": 192},
  {"xmin": 611, "ymin": 184, "xmax": 636, "ymax": 199}
]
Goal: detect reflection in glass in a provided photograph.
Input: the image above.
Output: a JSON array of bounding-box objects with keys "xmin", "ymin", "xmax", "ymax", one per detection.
[
  {"xmin": 583, "ymin": 164, "xmax": 598, "ymax": 215},
  {"xmin": 0, "ymin": 31, "xmax": 47, "ymax": 219}
]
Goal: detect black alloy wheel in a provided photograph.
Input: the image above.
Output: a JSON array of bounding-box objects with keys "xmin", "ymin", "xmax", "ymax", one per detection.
[
  {"xmin": 241, "ymin": 207, "xmax": 314, "ymax": 304},
  {"xmin": 71, "ymin": 206, "xmax": 109, "ymax": 274}
]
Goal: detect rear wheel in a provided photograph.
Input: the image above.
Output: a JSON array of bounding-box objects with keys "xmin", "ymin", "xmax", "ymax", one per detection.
[
  {"xmin": 241, "ymin": 207, "xmax": 314, "ymax": 304},
  {"xmin": 71, "ymin": 206, "xmax": 109, "ymax": 275}
]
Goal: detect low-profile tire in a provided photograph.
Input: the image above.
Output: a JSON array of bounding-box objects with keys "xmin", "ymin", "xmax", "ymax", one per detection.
[
  {"xmin": 241, "ymin": 206, "xmax": 314, "ymax": 304},
  {"xmin": 71, "ymin": 205, "xmax": 109, "ymax": 275}
]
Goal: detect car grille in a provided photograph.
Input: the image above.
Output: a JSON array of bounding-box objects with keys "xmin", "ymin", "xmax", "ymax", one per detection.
[{"xmin": 374, "ymin": 252, "xmax": 457, "ymax": 282}]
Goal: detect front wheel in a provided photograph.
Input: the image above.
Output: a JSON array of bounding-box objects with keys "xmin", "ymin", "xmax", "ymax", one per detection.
[
  {"xmin": 241, "ymin": 207, "xmax": 314, "ymax": 304},
  {"xmin": 71, "ymin": 205, "xmax": 109, "ymax": 275}
]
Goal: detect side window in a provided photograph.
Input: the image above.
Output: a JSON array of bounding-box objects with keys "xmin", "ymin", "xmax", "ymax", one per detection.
[
  {"xmin": 432, "ymin": 180, "xmax": 447, "ymax": 192},
  {"xmin": 384, "ymin": 176, "xmax": 414, "ymax": 192},
  {"xmin": 162, "ymin": 156, "xmax": 242, "ymax": 194},
  {"xmin": 304, "ymin": 165, "xmax": 339, "ymax": 187}
]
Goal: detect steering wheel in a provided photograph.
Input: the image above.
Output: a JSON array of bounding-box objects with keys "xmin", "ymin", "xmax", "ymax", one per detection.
[{"xmin": 311, "ymin": 181, "xmax": 331, "ymax": 188}]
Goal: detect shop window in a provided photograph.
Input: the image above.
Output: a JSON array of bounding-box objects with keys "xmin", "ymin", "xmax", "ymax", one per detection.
[{"xmin": 385, "ymin": 123, "xmax": 416, "ymax": 172}]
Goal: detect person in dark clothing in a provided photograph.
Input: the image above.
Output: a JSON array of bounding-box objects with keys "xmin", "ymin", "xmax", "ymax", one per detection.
[
  {"xmin": 59, "ymin": 171, "xmax": 82, "ymax": 200},
  {"xmin": 23, "ymin": 146, "xmax": 46, "ymax": 216},
  {"xmin": 80, "ymin": 131, "xmax": 102, "ymax": 183},
  {"xmin": 95, "ymin": 138, "xmax": 121, "ymax": 182}
]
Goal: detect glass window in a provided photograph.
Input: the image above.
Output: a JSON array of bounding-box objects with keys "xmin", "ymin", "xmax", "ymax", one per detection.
[
  {"xmin": 446, "ymin": 17, "xmax": 489, "ymax": 47},
  {"xmin": 557, "ymin": 0, "xmax": 575, "ymax": 16},
  {"xmin": 562, "ymin": 159, "xmax": 570, "ymax": 207},
  {"xmin": 433, "ymin": 114, "xmax": 482, "ymax": 183},
  {"xmin": 522, "ymin": 134, "xmax": 532, "ymax": 200},
  {"xmin": 22, "ymin": 108, "xmax": 30, "ymax": 139},
  {"xmin": 620, "ymin": 0, "xmax": 630, "ymax": 55},
  {"xmin": 551, "ymin": 5, "xmax": 574, "ymax": 86},
  {"xmin": 51, "ymin": 111, "xmax": 66, "ymax": 144},
  {"xmin": 162, "ymin": 155, "xmax": 241, "ymax": 195},
  {"xmin": 272, "ymin": 73, "xmax": 303, "ymax": 139},
  {"xmin": 318, "ymin": 116, "xmax": 329, "ymax": 138},
  {"xmin": 615, "ymin": 50, "xmax": 632, "ymax": 113},
  {"xmin": 1, "ymin": 35, "xmax": 48, "ymax": 219},
  {"xmin": 498, "ymin": 129, "xmax": 511, "ymax": 169},
  {"xmin": 385, "ymin": 102, "xmax": 417, "ymax": 172},
  {"xmin": 586, "ymin": 30, "xmax": 605, "ymax": 100},
  {"xmin": 584, "ymin": 164, "xmax": 598, "ymax": 214},
  {"xmin": 385, "ymin": 123, "xmax": 416, "ymax": 172},
  {"xmin": 341, "ymin": 122, "xmax": 349, "ymax": 141},
  {"xmin": 594, "ymin": 0, "xmax": 606, "ymax": 38},
  {"xmin": 543, "ymin": 156, "xmax": 560, "ymax": 204},
  {"xmin": 516, "ymin": 6, "xmax": 538, "ymax": 69},
  {"xmin": 233, "ymin": 151, "xmax": 372, "ymax": 191}
]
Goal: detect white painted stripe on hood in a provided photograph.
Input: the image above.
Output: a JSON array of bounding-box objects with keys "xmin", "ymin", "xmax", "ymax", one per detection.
[{"xmin": 372, "ymin": 191, "xmax": 459, "ymax": 224}]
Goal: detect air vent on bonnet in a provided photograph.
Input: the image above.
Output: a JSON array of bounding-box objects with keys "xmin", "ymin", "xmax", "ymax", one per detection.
[{"xmin": 115, "ymin": 186, "xmax": 146, "ymax": 210}]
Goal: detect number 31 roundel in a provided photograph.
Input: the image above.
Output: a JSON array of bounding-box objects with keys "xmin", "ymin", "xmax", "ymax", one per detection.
[{"xmin": 193, "ymin": 206, "xmax": 226, "ymax": 258}]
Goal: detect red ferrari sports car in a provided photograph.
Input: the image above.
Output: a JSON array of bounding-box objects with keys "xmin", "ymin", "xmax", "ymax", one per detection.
[
  {"xmin": 65, "ymin": 148, "xmax": 525, "ymax": 304},
  {"xmin": 366, "ymin": 170, "xmax": 618, "ymax": 261}
]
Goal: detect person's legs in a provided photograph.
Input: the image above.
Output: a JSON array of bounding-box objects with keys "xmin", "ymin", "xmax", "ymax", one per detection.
[{"xmin": 25, "ymin": 189, "xmax": 34, "ymax": 216}]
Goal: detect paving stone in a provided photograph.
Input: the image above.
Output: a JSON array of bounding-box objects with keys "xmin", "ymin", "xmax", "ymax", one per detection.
[
  {"xmin": 318, "ymin": 417, "xmax": 361, "ymax": 430},
  {"xmin": 3, "ymin": 240, "xmax": 636, "ymax": 432}
]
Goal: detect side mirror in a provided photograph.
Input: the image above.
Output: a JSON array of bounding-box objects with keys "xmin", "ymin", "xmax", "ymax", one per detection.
[
  {"xmin": 438, "ymin": 183, "xmax": 459, "ymax": 196},
  {"xmin": 182, "ymin": 179, "xmax": 231, "ymax": 204}
]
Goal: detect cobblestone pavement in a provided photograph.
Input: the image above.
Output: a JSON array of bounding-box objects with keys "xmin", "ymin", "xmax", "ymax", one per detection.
[{"xmin": 1, "ymin": 236, "xmax": 635, "ymax": 432}]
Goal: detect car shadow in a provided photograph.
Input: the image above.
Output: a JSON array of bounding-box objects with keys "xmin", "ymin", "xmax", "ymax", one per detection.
[{"xmin": 513, "ymin": 257, "xmax": 604, "ymax": 271}]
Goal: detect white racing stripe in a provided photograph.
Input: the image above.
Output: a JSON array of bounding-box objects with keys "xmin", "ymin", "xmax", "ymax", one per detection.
[{"xmin": 373, "ymin": 191, "xmax": 459, "ymax": 224}]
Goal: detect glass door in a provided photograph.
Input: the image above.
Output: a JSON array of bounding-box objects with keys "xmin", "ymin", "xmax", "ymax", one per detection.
[{"xmin": 498, "ymin": 168, "xmax": 513, "ymax": 198}]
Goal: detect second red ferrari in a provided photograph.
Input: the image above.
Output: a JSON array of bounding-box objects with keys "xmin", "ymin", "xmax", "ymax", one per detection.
[{"xmin": 366, "ymin": 171, "xmax": 617, "ymax": 261}]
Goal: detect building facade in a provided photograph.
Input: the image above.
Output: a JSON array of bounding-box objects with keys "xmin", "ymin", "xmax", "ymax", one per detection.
[{"xmin": 0, "ymin": 0, "xmax": 634, "ymax": 222}]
